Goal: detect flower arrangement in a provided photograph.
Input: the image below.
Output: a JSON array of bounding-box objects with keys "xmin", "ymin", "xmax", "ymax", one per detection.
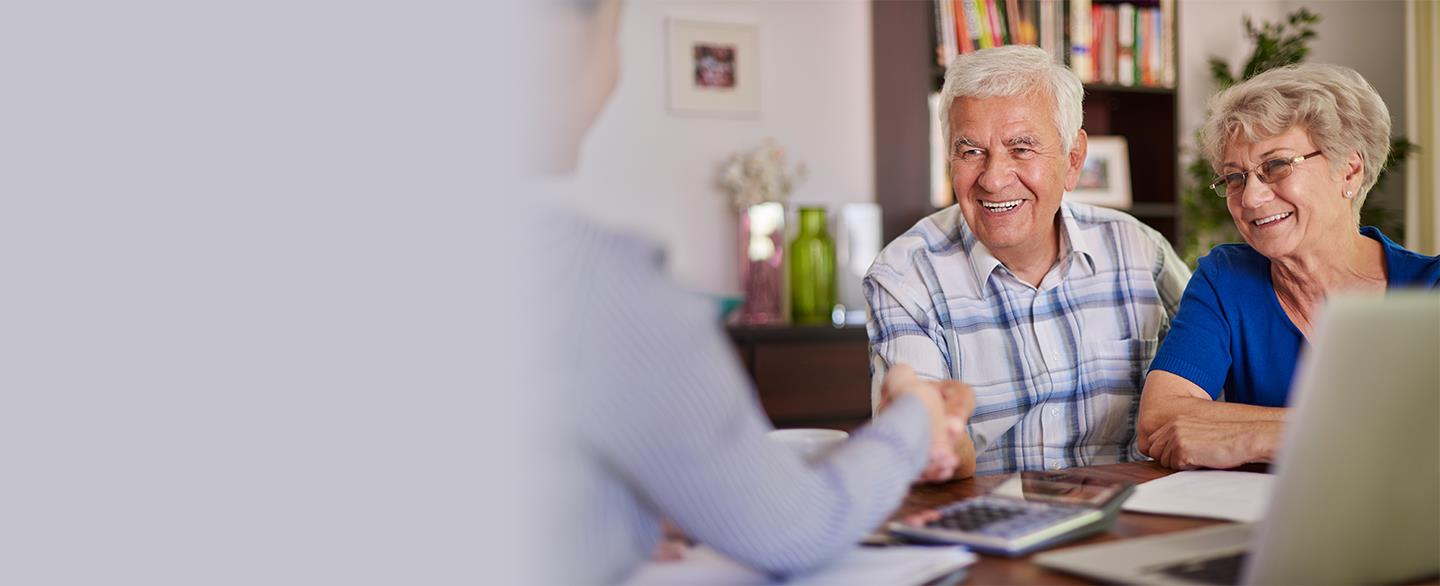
[{"xmin": 718, "ymin": 139, "xmax": 808, "ymax": 210}]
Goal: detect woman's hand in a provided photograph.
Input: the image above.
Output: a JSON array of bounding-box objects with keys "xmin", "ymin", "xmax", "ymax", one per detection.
[{"xmin": 1146, "ymin": 416, "xmax": 1282, "ymax": 470}]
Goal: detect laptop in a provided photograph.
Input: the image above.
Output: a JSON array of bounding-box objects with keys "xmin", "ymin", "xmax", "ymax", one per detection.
[{"xmin": 1034, "ymin": 292, "xmax": 1440, "ymax": 585}]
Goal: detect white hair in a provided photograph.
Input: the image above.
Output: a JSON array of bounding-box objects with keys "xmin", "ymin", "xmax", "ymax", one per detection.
[
  {"xmin": 1200, "ymin": 63, "xmax": 1391, "ymax": 218},
  {"xmin": 938, "ymin": 45, "xmax": 1085, "ymax": 154}
]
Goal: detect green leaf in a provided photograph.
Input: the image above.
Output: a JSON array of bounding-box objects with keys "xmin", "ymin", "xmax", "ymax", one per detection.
[{"xmin": 1208, "ymin": 57, "xmax": 1235, "ymax": 89}]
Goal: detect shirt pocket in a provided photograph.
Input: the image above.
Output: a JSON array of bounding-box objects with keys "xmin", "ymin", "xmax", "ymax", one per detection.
[
  {"xmin": 1083, "ymin": 337, "xmax": 1159, "ymax": 393},
  {"xmin": 1084, "ymin": 338, "xmax": 1159, "ymax": 369},
  {"xmin": 1077, "ymin": 338, "xmax": 1159, "ymax": 447}
]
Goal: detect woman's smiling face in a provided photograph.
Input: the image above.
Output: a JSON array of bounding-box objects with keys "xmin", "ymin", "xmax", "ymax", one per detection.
[{"xmin": 1220, "ymin": 126, "xmax": 1358, "ymax": 261}]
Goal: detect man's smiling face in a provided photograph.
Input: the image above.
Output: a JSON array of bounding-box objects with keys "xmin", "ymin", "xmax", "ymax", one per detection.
[{"xmin": 948, "ymin": 91, "xmax": 1085, "ymax": 257}]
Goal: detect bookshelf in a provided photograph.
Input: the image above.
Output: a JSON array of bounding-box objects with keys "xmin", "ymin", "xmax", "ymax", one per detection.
[{"xmin": 871, "ymin": 0, "xmax": 1182, "ymax": 246}]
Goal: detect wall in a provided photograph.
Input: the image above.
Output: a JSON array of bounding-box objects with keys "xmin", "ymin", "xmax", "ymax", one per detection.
[
  {"xmin": 1303, "ymin": 0, "xmax": 1408, "ymax": 216},
  {"xmin": 567, "ymin": 0, "xmax": 875, "ymax": 295},
  {"xmin": 1408, "ymin": 0, "xmax": 1440, "ymax": 253},
  {"xmin": 1176, "ymin": 1, "xmax": 1286, "ymax": 147},
  {"xmin": 1178, "ymin": 0, "xmax": 1408, "ymax": 216}
]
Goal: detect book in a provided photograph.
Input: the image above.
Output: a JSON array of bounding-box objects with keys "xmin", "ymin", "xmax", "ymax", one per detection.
[
  {"xmin": 1093, "ymin": 4, "xmax": 1107, "ymax": 84},
  {"xmin": 1138, "ymin": 7, "xmax": 1152, "ymax": 86},
  {"xmin": 1117, "ymin": 3, "xmax": 1134, "ymax": 86},
  {"xmin": 1051, "ymin": 0, "xmax": 1066, "ymax": 64},
  {"xmin": 961, "ymin": 0, "xmax": 986, "ymax": 52},
  {"xmin": 1161, "ymin": 0, "xmax": 1176, "ymax": 87},
  {"xmin": 1102, "ymin": 5, "xmax": 1117, "ymax": 84},
  {"xmin": 940, "ymin": 0, "xmax": 957, "ymax": 65},
  {"xmin": 986, "ymin": 0, "xmax": 1005, "ymax": 47},
  {"xmin": 1070, "ymin": 0, "xmax": 1093, "ymax": 82},
  {"xmin": 1005, "ymin": 0, "xmax": 1022, "ymax": 45},
  {"xmin": 1152, "ymin": 7, "xmax": 1165, "ymax": 86},
  {"xmin": 974, "ymin": 0, "xmax": 994, "ymax": 49},
  {"xmin": 1039, "ymin": 0, "xmax": 1057, "ymax": 60},
  {"xmin": 933, "ymin": 0, "xmax": 948, "ymax": 66},
  {"xmin": 953, "ymin": 0, "xmax": 974, "ymax": 54}
]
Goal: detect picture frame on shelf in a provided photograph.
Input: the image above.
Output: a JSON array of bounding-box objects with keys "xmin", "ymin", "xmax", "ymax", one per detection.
[
  {"xmin": 666, "ymin": 18, "xmax": 760, "ymax": 116},
  {"xmin": 1067, "ymin": 135, "xmax": 1132, "ymax": 209}
]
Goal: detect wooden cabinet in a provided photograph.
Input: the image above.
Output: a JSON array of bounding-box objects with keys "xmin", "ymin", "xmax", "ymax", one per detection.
[{"xmin": 728, "ymin": 324, "xmax": 872, "ymax": 430}]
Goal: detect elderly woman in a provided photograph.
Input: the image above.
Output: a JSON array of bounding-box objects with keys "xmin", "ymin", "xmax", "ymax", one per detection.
[{"xmin": 1137, "ymin": 63, "xmax": 1440, "ymax": 470}]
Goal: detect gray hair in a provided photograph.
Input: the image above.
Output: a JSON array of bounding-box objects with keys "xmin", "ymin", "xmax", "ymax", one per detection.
[
  {"xmin": 938, "ymin": 45, "xmax": 1085, "ymax": 154},
  {"xmin": 1199, "ymin": 63, "xmax": 1391, "ymax": 217}
]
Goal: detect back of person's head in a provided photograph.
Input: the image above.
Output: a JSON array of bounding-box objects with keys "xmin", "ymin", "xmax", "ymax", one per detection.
[
  {"xmin": 1200, "ymin": 63, "xmax": 1391, "ymax": 216},
  {"xmin": 545, "ymin": 0, "xmax": 604, "ymax": 11},
  {"xmin": 937, "ymin": 45, "xmax": 1084, "ymax": 153},
  {"xmin": 532, "ymin": 0, "xmax": 623, "ymax": 175}
]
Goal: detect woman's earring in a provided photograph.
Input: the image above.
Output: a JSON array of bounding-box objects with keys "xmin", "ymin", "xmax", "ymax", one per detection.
[{"xmin": 1345, "ymin": 190, "xmax": 1354, "ymax": 198}]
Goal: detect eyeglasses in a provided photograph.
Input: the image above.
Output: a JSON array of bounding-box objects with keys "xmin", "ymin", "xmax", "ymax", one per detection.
[{"xmin": 1208, "ymin": 151, "xmax": 1324, "ymax": 197}]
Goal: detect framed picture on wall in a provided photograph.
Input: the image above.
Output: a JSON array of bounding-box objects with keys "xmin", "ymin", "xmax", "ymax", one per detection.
[
  {"xmin": 666, "ymin": 18, "xmax": 760, "ymax": 116},
  {"xmin": 1067, "ymin": 135, "xmax": 1132, "ymax": 209}
]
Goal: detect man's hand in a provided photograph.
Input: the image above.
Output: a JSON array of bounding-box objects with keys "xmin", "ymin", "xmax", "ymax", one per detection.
[
  {"xmin": 879, "ymin": 365, "xmax": 975, "ymax": 482},
  {"xmin": 1145, "ymin": 416, "xmax": 1280, "ymax": 470},
  {"xmin": 937, "ymin": 379, "xmax": 975, "ymax": 441}
]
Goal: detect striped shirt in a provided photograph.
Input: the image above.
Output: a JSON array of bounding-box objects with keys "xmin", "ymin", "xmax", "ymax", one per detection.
[
  {"xmin": 553, "ymin": 216, "xmax": 931, "ymax": 584},
  {"xmin": 864, "ymin": 202, "xmax": 1189, "ymax": 476}
]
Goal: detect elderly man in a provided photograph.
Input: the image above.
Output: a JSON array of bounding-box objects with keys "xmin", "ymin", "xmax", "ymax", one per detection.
[{"xmin": 866, "ymin": 45, "xmax": 1190, "ymax": 479}]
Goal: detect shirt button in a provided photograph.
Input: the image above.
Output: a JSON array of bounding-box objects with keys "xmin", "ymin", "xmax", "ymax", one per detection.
[
  {"xmin": 1049, "ymin": 407, "xmax": 1060, "ymax": 416},
  {"xmin": 1048, "ymin": 462, "xmax": 1062, "ymax": 470}
]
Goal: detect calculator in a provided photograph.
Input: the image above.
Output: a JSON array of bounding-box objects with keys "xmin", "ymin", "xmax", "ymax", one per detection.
[{"xmin": 887, "ymin": 472, "xmax": 1135, "ymax": 556}]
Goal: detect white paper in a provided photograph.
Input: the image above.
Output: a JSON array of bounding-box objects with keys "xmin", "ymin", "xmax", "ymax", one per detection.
[
  {"xmin": 622, "ymin": 544, "xmax": 976, "ymax": 586},
  {"xmin": 1121, "ymin": 470, "xmax": 1276, "ymax": 522}
]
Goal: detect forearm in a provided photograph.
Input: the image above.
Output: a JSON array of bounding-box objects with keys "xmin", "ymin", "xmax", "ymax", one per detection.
[
  {"xmin": 1137, "ymin": 371, "xmax": 1287, "ymax": 443},
  {"xmin": 1148, "ymin": 418, "xmax": 1287, "ymax": 469},
  {"xmin": 718, "ymin": 395, "xmax": 930, "ymax": 575},
  {"xmin": 634, "ymin": 403, "xmax": 927, "ymax": 578},
  {"xmin": 1143, "ymin": 395, "xmax": 1287, "ymax": 427},
  {"xmin": 1242, "ymin": 420, "xmax": 1286, "ymax": 463},
  {"xmin": 952, "ymin": 430, "xmax": 977, "ymax": 480},
  {"xmin": 1139, "ymin": 396, "xmax": 1285, "ymax": 454}
]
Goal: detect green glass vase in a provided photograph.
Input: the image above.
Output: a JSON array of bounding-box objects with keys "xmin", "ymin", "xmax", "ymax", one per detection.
[{"xmin": 789, "ymin": 207, "xmax": 836, "ymax": 324}]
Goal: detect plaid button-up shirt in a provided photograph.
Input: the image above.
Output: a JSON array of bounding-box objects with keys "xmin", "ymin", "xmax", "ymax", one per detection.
[{"xmin": 864, "ymin": 202, "xmax": 1189, "ymax": 475}]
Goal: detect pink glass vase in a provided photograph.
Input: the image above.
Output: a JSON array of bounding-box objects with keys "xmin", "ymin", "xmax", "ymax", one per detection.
[{"xmin": 733, "ymin": 202, "xmax": 785, "ymax": 325}]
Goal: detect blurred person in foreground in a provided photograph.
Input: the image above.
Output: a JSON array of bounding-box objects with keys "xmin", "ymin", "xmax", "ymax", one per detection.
[
  {"xmin": 865, "ymin": 45, "xmax": 1190, "ymax": 479},
  {"xmin": 1137, "ymin": 63, "xmax": 1440, "ymax": 470},
  {"xmin": 534, "ymin": 0, "xmax": 975, "ymax": 583}
]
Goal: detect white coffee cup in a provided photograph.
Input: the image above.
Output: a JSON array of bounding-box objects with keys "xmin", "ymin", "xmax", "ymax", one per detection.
[{"xmin": 767, "ymin": 428, "xmax": 849, "ymax": 462}]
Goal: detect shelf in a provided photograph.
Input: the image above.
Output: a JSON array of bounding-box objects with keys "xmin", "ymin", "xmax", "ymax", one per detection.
[
  {"xmin": 727, "ymin": 322, "xmax": 867, "ymax": 344},
  {"xmin": 1083, "ymin": 83, "xmax": 1177, "ymax": 95},
  {"xmin": 928, "ymin": 82, "xmax": 1176, "ymax": 96},
  {"xmin": 1126, "ymin": 203, "xmax": 1180, "ymax": 217}
]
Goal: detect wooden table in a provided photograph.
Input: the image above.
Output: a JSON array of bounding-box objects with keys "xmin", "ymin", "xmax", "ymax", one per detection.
[{"xmin": 895, "ymin": 461, "xmax": 1228, "ymax": 585}]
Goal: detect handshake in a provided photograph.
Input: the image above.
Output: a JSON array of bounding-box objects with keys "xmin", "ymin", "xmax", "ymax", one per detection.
[{"xmin": 877, "ymin": 364, "xmax": 977, "ymax": 483}]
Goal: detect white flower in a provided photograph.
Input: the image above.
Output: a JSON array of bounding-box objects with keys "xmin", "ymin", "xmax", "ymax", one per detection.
[{"xmin": 716, "ymin": 138, "xmax": 808, "ymax": 211}]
